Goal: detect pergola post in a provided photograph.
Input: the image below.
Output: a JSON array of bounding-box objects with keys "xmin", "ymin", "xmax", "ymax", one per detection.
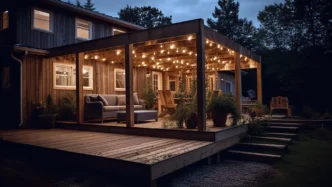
[
  {"xmin": 257, "ymin": 57, "xmax": 263, "ymax": 104},
  {"xmin": 76, "ymin": 52, "xmax": 84, "ymax": 124},
  {"xmin": 125, "ymin": 44, "xmax": 134, "ymax": 127},
  {"xmin": 196, "ymin": 19, "xmax": 206, "ymax": 132},
  {"xmin": 235, "ymin": 50, "xmax": 242, "ymax": 114}
]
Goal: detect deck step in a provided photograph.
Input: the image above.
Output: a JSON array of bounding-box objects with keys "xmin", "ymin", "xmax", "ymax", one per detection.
[
  {"xmin": 250, "ymin": 136, "xmax": 292, "ymax": 143},
  {"xmin": 264, "ymin": 132, "xmax": 297, "ymax": 139},
  {"xmin": 266, "ymin": 122, "xmax": 305, "ymax": 127},
  {"xmin": 263, "ymin": 126, "xmax": 299, "ymax": 132},
  {"xmin": 238, "ymin": 143, "xmax": 287, "ymax": 151},
  {"xmin": 227, "ymin": 150, "xmax": 282, "ymax": 163}
]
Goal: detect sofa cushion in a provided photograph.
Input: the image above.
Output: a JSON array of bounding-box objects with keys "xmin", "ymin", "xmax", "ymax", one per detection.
[
  {"xmin": 116, "ymin": 105, "xmax": 143, "ymax": 111},
  {"xmin": 117, "ymin": 95, "xmax": 126, "ymax": 106},
  {"xmin": 90, "ymin": 96, "xmax": 99, "ymax": 102},
  {"xmin": 133, "ymin": 93, "xmax": 139, "ymax": 105},
  {"xmin": 134, "ymin": 105, "xmax": 143, "ymax": 109},
  {"xmin": 102, "ymin": 95, "xmax": 117, "ymax": 106},
  {"xmin": 103, "ymin": 106, "xmax": 120, "ymax": 112},
  {"xmin": 98, "ymin": 95, "xmax": 109, "ymax": 106}
]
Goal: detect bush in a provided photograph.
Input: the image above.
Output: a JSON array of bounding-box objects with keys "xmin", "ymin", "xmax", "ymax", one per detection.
[
  {"xmin": 143, "ymin": 84, "xmax": 157, "ymax": 110},
  {"xmin": 58, "ymin": 94, "xmax": 76, "ymax": 121},
  {"xmin": 249, "ymin": 103, "xmax": 268, "ymax": 117}
]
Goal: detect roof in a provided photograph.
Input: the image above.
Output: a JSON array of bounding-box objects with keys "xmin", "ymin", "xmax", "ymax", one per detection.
[{"xmin": 43, "ymin": 0, "xmax": 145, "ymax": 30}]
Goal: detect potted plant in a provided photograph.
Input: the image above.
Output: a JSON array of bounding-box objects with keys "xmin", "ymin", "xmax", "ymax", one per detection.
[
  {"xmin": 207, "ymin": 94, "xmax": 239, "ymax": 127},
  {"xmin": 171, "ymin": 105, "xmax": 189, "ymax": 128},
  {"xmin": 249, "ymin": 103, "xmax": 268, "ymax": 117},
  {"xmin": 31, "ymin": 100, "xmax": 47, "ymax": 128},
  {"xmin": 58, "ymin": 94, "xmax": 76, "ymax": 121},
  {"xmin": 38, "ymin": 95, "xmax": 58, "ymax": 129},
  {"xmin": 143, "ymin": 84, "xmax": 157, "ymax": 110}
]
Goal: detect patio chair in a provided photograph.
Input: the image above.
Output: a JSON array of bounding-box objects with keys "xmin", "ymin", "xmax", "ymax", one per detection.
[
  {"xmin": 158, "ymin": 90, "xmax": 177, "ymax": 117},
  {"xmin": 270, "ymin": 96, "xmax": 292, "ymax": 117}
]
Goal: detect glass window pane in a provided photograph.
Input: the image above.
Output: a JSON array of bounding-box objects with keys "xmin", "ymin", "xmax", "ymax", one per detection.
[
  {"xmin": 116, "ymin": 71, "xmax": 125, "ymax": 89},
  {"xmin": 55, "ymin": 65, "xmax": 73, "ymax": 86},
  {"xmin": 34, "ymin": 10, "xmax": 50, "ymax": 31},
  {"xmin": 2, "ymin": 11, "xmax": 9, "ymax": 29},
  {"xmin": 76, "ymin": 19, "xmax": 90, "ymax": 39},
  {"xmin": 169, "ymin": 81, "xmax": 176, "ymax": 91}
]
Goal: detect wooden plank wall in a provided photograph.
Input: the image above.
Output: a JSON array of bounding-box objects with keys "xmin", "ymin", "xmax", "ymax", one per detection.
[{"xmin": 22, "ymin": 54, "xmax": 146, "ymax": 127}]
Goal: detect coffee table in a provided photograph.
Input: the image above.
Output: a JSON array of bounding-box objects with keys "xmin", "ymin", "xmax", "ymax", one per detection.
[{"xmin": 117, "ymin": 110, "xmax": 158, "ymax": 124}]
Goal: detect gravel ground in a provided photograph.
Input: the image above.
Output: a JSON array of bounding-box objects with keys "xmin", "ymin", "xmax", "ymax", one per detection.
[{"xmin": 1, "ymin": 156, "xmax": 276, "ymax": 187}]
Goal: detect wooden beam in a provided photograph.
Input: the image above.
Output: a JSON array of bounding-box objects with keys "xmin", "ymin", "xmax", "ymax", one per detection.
[
  {"xmin": 48, "ymin": 19, "xmax": 201, "ymax": 57},
  {"xmin": 125, "ymin": 44, "xmax": 134, "ymax": 127},
  {"xmin": 235, "ymin": 50, "xmax": 242, "ymax": 114},
  {"xmin": 257, "ymin": 57, "xmax": 263, "ymax": 104},
  {"xmin": 196, "ymin": 19, "xmax": 206, "ymax": 132},
  {"xmin": 76, "ymin": 52, "xmax": 84, "ymax": 124}
]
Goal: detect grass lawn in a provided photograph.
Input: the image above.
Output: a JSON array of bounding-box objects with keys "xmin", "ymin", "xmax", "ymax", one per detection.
[{"xmin": 259, "ymin": 128, "xmax": 332, "ymax": 187}]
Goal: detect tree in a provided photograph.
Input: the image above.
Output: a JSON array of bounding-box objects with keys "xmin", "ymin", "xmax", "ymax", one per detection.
[
  {"xmin": 83, "ymin": 0, "xmax": 96, "ymax": 11},
  {"xmin": 207, "ymin": 0, "xmax": 257, "ymax": 49},
  {"xmin": 118, "ymin": 5, "xmax": 172, "ymax": 28},
  {"xmin": 76, "ymin": 0, "xmax": 82, "ymax": 8}
]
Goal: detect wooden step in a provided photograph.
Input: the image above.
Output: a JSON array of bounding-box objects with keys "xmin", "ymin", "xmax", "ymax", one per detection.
[
  {"xmin": 263, "ymin": 126, "xmax": 299, "ymax": 132},
  {"xmin": 238, "ymin": 143, "xmax": 288, "ymax": 151},
  {"xmin": 264, "ymin": 132, "xmax": 297, "ymax": 139},
  {"xmin": 250, "ymin": 136, "xmax": 292, "ymax": 143},
  {"xmin": 227, "ymin": 150, "xmax": 282, "ymax": 163},
  {"xmin": 267, "ymin": 122, "xmax": 305, "ymax": 127}
]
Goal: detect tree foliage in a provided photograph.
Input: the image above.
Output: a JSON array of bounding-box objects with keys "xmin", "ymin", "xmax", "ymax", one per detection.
[
  {"xmin": 118, "ymin": 5, "xmax": 172, "ymax": 28},
  {"xmin": 75, "ymin": 0, "xmax": 82, "ymax": 8},
  {"xmin": 83, "ymin": 0, "xmax": 95, "ymax": 11},
  {"xmin": 207, "ymin": 0, "xmax": 257, "ymax": 50}
]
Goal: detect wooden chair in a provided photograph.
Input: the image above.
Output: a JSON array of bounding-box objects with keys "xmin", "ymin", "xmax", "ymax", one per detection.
[
  {"xmin": 270, "ymin": 96, "xmax": 292, "ymax": 117},
  {"xmin": 158, "ymin": 90, "xmax": 177, "ymax": 117}
]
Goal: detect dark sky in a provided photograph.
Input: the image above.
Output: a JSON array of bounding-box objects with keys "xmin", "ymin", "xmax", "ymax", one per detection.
[{"xmin": 77, "ymin": 0, "xmax": 284, "ymax": 26}]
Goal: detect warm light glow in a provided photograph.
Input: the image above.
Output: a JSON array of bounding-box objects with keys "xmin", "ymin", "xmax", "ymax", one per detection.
[
  {"xmin": 181, "ymin": 60, "xmax": 184, "ymax": 64},
  {"xmin": 167, "ymin": 58, "xmax": 171, "ymax": 61},
  {"xmin": 142, "ymin": 62, "xmax": 145, "ymax": 65},
  {"xmin": 160, "ymin": 50, "xmax": 164, "ymax": 54},
  {"xmin": 142, "ymin": 54, "xmax": 146, "ymax": 58},
  {"xmin": 156, "ymin": 62, "xmax": 160, "ymax": 65},
  {"xmin": 186, "ymin": 63, "xmax": 189, "ymax": 66},
  {"xmin": 94, "ymin": 55, "xmax": 99, "ymax": 59},
  {"xmin": 218, "ymin": 44, "xmax": 220, "ymax": 48},
  {"xmin": 188, "ymin": 35, "xmax": 193, "ymax": 41},
  {"xmin": 111, "ymin": 61, "xmax": 114, "ymax": 64},
  {"xmin": 167, "ymin": 51, "xmax": 170, "ymax": 54},
  {"xmin": 102, "ymin": 58, "xmax": 106, "ymax": 61},
  {"xmin": 182, "ymin": 49, "xmax": 186, "ymax": 53},
  {"xmin": 132, "ymin": 50, "xmax": 135, "ymax": 54},
  {"xmin": 170, "ymin": 44, "xmax": 175, "ymax": 49},
  {"xmin": 84, "ymin": 55, "xmax": 89, "ymax": 59},
  {"xmin": 116, "ymin": 50, "xmax": 121, "ymax": 55},
  {"xmin": 151, "ymin": 56, "xmax": 155, "ymax": 60},
  {"xmin": 206, "ymin": 40, "xmax": 209, "ymax": 44},
  {"xmin": 209, "ymin": 43, "xmax": 212, "ymax": 47},
  {"xmin": 189, "ymin": 51, "xmax": 193, "ymax": 55},
  {"xmin": 176, "ymin": 49, "xmax": 179, "ymax": 53},
  {"xmin": 160, "ymin": 44, "xmax": 163, "ymax": 48},
  {"xmin": 176, "ymin": 66, "xmax": 178, "ymax": 68}
]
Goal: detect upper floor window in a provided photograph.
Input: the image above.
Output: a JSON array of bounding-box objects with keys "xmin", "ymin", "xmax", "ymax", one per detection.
[
  {"xmin": 113, "ymin": 28, "xmax": 125, "ymax": 35},
  {"xmin": 33, "ymin": 9, "xmax": 53, "ymax": 32},
  {"xmin": 53, "ymin": 63, "xmax": 93, "ymax": 90},
  {"xmin": 2, "ymin": 11, "xmax": 9, "ymax": 30},
  {"xmin": 76, "ymin": 19, "xmax": 92, "ymax": 40}
]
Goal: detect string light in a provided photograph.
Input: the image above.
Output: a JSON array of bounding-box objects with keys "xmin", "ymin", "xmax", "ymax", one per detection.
[
  {"xmin": 94, "ymin": 55, "xmax": 99, "ymax": 59},
  {"xmin": 84, "ymin": 55, "xmax": 89, "ymax": 59},
  {"xmin": 102, "ymin": 58, "xmax": 106, "ymax": 61},
  {"xmin": 170, "ymin": 44, "xmax": 175, "ymax": 49},
  {"xmin": 188, "ymin": 35, "xmax": 193, "ymax": 41},
  {"xmin": 116, "ymin": 50, "xmax": 121, "ymax": 55}
]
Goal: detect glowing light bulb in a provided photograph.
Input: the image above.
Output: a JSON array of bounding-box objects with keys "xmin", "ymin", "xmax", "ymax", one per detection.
[
  {"xmin": 102, "ymin": 58, "xmax": 106, "ymax": 61},
  {"xmin": 94, "ymin": 55, "xmax": 99, "ymax": 59},
  {"xmin": 188, "ymin": 35, "xmax": 193, "ymax": 41}
]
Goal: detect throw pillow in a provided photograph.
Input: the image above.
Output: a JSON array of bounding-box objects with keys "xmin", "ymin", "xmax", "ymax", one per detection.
[
  {"xmin": 98, "ymin": 95, "xmax": 109, "ymax": 106},
  {"xmin": 117, "ymin": 95, "xmax": 126, "ymax": 106},
  {"xmin": 133, "ymin": 93, "xmax": 140, "ymax": 105}
]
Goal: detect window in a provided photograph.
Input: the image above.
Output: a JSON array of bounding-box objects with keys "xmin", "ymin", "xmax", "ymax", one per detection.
[
  {"xmin": 152, "ymin": 71, "xmax": 163, "ymax": 91},
  {"xmin": 113, "ymin": 28, "xmax": 125, "ymax": 35},
  {"xmin": 225, "ymin": 81, "xmax": 232, "ymax": 93},
  {"xmin": 33, "ymin": 9, "xmax": 52, "ymax": 32},
  {"xmin": 53, "ymin": 63, "xmax": 93, "ymax": 90},
  {"xmin": 168, "ymin": 76, "xmax": 176, "ymax": 92},
  {"xmin": 2, "ymin": 11, "xmax": 8, "ymax": 30},
  {"xmin": 114, "ymin": 69, "xmax": 125, "ymax": 91},
  {"xmin": 76, "ymin": 18, "xmax": 91, "ymax": 40}
]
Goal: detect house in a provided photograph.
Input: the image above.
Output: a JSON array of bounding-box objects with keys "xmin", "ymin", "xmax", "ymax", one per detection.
[{"xmin": 0, "ymin": 0, "xmax": 262, "ymax": 130}]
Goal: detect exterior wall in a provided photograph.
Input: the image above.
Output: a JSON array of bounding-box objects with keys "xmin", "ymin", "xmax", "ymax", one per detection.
[
  {"xmin": 15, "ymin": 5, "xmax": 119, "ymax": 49},
  {"xmin": 22, "ymin": 54, "xmax": 146, "ymax": 127},
  {"xmin": 218, "ymin": 71, "xmax": 235, "ymax": 95}
]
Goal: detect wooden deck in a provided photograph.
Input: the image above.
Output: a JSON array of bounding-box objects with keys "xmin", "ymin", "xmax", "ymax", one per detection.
[{"xmin": 0, "ymin": 127, "xmax": 246, "ymax": 185}]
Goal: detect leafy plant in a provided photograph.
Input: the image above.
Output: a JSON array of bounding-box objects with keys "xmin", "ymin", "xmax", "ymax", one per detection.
[
  {"xmin": 58, "ymin": 94, "xmax": 76, "ymax": 121},
  {"xmin": 143, "ymin": 84, "xmax": 157, "ymax": 110},
  {"xmin": 207, "ymin": 94, "xmax": 239, "ymax": 127},
  {"xmin": 249, "ymin": 103, "xmax": 268, "ymax": 117},
  {"xmin": 41, "ymin": 94, "xmax": 58, "ymax": 115}
]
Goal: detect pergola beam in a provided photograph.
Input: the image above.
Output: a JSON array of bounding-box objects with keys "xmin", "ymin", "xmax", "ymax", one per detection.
[
  {"xmin": 257, "ymin": 57, "xmax": 263, "ymax": 104},
  {"xmin": 76, "ymin": 52, "xmax": 84, "ymax": 124},
  {"xmin": 125, "ymin": 44, "xmax": 134, "ymax": 127},
  {"xmin": 235, "ymin": 50, "xmax": 242, "ymax": 114}
]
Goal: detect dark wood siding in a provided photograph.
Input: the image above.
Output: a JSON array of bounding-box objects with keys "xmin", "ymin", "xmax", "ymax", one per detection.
[{"xmin": 16, "ymin": 6, "xmax": 116, "ymax": 49}]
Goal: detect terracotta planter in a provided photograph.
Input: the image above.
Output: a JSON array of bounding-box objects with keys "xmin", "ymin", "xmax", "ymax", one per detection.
[
  {"xmin": 185, "ymin": 113, "xmax": 197, "ymax": 129},
  {"xmin": 212, "ymin": 113, "xmax": 228, "ymax": 127},
  {"xmin": 38, "ymin": 114, "xmax": 57, "ymax": 129}
]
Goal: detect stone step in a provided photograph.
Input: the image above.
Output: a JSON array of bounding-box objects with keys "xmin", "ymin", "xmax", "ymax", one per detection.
[
  {"xmin": 250, "ymin": 136, "xmax": 293, "ymax": 144},
  {"xmin": 264, "ymin": 132, "xmax": 298, "ymax": 139},
  {"xmin": 238, "ymin": 143, "xmax": 288, "ymax": 152},
  {"xmin": 263, "ymin": 126, "xmax": 299, "ymax": 132},
  {"xmin": 227, "ymin": 150, "xmax": 282, "ymax": 163}
]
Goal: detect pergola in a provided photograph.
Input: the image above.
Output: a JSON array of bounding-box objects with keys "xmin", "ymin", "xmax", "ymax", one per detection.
[{"xmin": 49, "ymin": 19, "xmax": 262, "ymax": 132}]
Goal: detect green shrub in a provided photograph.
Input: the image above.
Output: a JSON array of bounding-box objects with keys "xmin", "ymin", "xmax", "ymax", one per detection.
[
  {"xmin": 143, "ymin": 84, "xmax": 157, "ymax": 110},
  {"xmin": 249, "ymin": 103, "xmax": 268, "ymax": 117},
  {"xmin": 58, "ymin": 94, "xmax": 76, "ymax": 121}
]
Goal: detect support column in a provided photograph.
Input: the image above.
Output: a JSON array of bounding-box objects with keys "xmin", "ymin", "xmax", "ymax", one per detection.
[
  {"xmin": 76, "ymin": 52, "xmax": 84, "ymax": 124},
  {"xmin": 235, "ymin": 50, "xmax": 242, "ymax": 114},
  {"xmin": 125, "ymin": 44, "xmax": 134, "ymax": 127},
  {"xmin": 257, "ymin": 58, "xmax": 263, "ymax": 104},
  {"xmin": 196, "ymin": 19, "xmax": 206, "ymax": 132}
]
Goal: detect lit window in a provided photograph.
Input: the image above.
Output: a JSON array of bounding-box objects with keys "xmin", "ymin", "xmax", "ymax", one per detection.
[
  {"xmin": 113, "ymin": 28, "xmax": 125, "ymax": 35},
  {"xmin": 2, "ymin": 11, "xmax": 9, "ymax": 30},
  {"xmin": 168, "ymin": 76, "xmax": 176, "ymax": 92},
  {"xmin": 209, "ymin": 75, "xmax": 216, "ymax": 91},
  {"xmin": 33, "ymin": 9, "xmax": 52, "ymax": 32},
  {"xmin": 76, "ymin": 19, "xmax": 91, "ymax": 40},
  {"xmin": 53, "ymin": 63, "xmax": 93, "ymax": 90},
  {"xmin": 114, "ymin": 69, "xmax": 125, "ymax": 91}
]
